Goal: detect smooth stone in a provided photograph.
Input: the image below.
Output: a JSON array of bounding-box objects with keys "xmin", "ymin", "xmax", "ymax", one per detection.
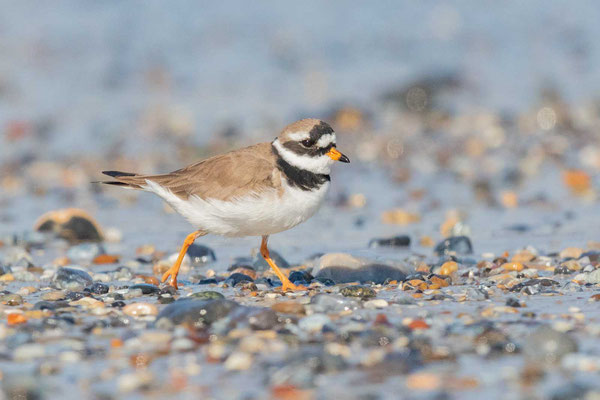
[
  {"xmin": 53, "ymin": 267, "xmax": 93, "ymax": 291},
  {"xmin": 66, "ymin": 243, "xmax": 104, "ymax": 263},
  {"xmin": 466, "ymin": 287, "xmax": 489, "ymax": 301},
  {"xmin": 298, "ymin": 313, "xmax": 332, "ymax": 333},
  {"xmin": 114, "ymin": 266, "xmax": 134, "ymax": 280},
  {"xmin": 313, "ymin": 253, "xmax": 406, "ymax": 284},
  {"xmin": 87, "ymin": 282, "xmax": 109, "ymax": 295},
  {"xmin": 13, "ymin": 343, "xmax": 46, "ymax": 361},
  {"xmin": 225, "ymin": 273, "xmax": 254, "ymax": 286},
  {"xmin": 524, "ymin": 326, "xmax": 578, "ymax": 363},
  {"xmin": 584, "ymin": 268, "xmax": 600, "ymax": 284},
  {"xmin": 434, "ymin": 236, "xmax": 473, "ymax": 256},
  {"xmin": 225, "ymin": 352, "xmax": 253, "ymax": 371},
  {"xmin": 156, "ymin": 299, "xmax": 238, "ymax": 328},
  {"xmin": 1, "ymin": 294, "xmax": 23, "ymax": 306},
  {"xmin": 340, "ymin": 286, "xmax": 376, "ymax": 299},
  {"xmin": 129, "ymin": 284, "xmax": 160, "ymax": 295},
  {"xmin": 288, "ymin": 270, "xmax": 313, "ymax": 284},
  {"xmin": 316, "ymin": 264, "xmax": 406, "ymax": 284},
  {"xmin": 188, "ymin": 291, "xmax": 224, "ymax": 300},
  {"xmin": 198, "ymin": 278, "xmax": 219, "ymax": 285},
  {"xmin": 309, "ymin": 294, "xmax": 360, "ymax": 313},
  {"xmin": 253, "ymin": 250, "xmax": 290, "ymax": 272},
  {"xmin": 123, "ymin": 302, "xmax": 158, "ymax": 317},
  {"xmin": 35, "ymin": 208, "xmax": 104, "ymax": 243},
  {"xmin": 272, "ymin": 301, "xmax": 305, "ymax": 314},
  {"xmin": 364, "ymin": 299, "xmax": 389, "ymax": 309},
  {"xmin": 369, "ymin": 235, "xmax": 411, "ymax": 248},
  {"xmin": 33, "ymin": 301, "xmax": 69, "ymax": 310},
  {"xmin": 187, "ymin": 244, "xmax": 216, "ymax": 265},
  {"xmin": 246, "ymin": 308, "xmax": 279, "ymax": 330}
]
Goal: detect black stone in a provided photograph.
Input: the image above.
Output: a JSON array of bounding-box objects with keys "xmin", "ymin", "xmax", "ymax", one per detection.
[
  {"xmin": 186, "ymin": 243, "xmax": 216, "ymax": 265},
  {"xmin": 288, "ymin": 270, "xmax": 313, "ymax": 284},
  {"xmin": 156, "ymin": 299, "xmax": 239, "ymax": 328},
  {"xmin": 506, "ymin": 297, "xmax": 522, "ymax": 307},
  {"xmin": 315, "ymin": 264, "xmax": 407, "ymax": 284},
  {"xmin": 198, "ymin": 278, "xmax": 219, "ymax": 285},
  {"xmin": 129, "ymin": 283, "xmax": 160, "ymax": 295},
  {"xmin": 86, "ymin": 282, "xmax": 109, "ymax": 295},
  {"xmin": 225, "ymin": 273, "xmax": 254, "ymax": 286},
  {"xmin": 434, "ymin": 236, "xmax": 473, "ymax": 256},
  {"xmin": 369, "ymin": 235, "xmax": 411, "ymax": 248}
]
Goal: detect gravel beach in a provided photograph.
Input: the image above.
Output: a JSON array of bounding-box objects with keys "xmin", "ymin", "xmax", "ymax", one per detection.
[{"xmin": 2, "ymin": 2, "xmax": 600, "ymax": 399}]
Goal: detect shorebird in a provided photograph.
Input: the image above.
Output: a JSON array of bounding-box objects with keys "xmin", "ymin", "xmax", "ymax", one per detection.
[{"xmin": 100, "ymin": 119, "xmax": 349, "ymax": 290}]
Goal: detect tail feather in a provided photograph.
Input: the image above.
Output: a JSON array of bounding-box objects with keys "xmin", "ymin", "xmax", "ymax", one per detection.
[{"xmin": 97, "ymin": 170, "xmax": 145, "ymax": 190}]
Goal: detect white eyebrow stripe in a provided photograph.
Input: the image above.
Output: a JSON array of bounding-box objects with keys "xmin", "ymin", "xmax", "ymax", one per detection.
[
  {"xmin": 316, "ymin": 133, "xmax": 335, "ymax": 148},
  {"xmin": 287, "ymin": 131, "xmax": 310, "ymax": 141}
]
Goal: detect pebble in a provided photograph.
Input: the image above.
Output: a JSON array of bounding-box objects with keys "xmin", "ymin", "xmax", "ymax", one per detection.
[
  {"xmin": 189, "ymin": 291, "xmax": 225, "ymax": 300},
  {"xmin": 309, "ymin": 294, "xmax": 360, "ymax": 313},
  {"xmin": 271, "ymin": 301, "xmax": 305, "ymax": 314},
  {"xmin": 66, "ymin": 243, "xmax": 104, "ymax": 263},
  {"xmin": 87, "ymin": 282, "xmax": 109, "ymax": 295},
  {"xmin": 340, "ymin": 285, "xmax": 376, "ymax": 298},
  {"xmin": 524, "ymin": 326, "xmax": 578, "ymax": 363},
  {"xmin": 1, "ymin": 293, "xmax": 23, "ymax": 306},
  {"xmin": 123, "ymin": 303, "xmax": 158, "ymax": 317},
  {"xmin": 502, "ymin": 262, "xmax": 524, "ymax": 272},
  {"xmin": 156, "ymin": 299, "xmax": 238, "ymax": 328},
  {"xmin": 364, "ymin": 299, "xmax": 389, "ymax": 309},
  {"xmin": 314, "ymin": 253, "xmax": 406, "ymax": 284},
  {"xmin": 225, "ymin": 352, "xmax": 253, "ymax": 371},
  {"xmin": 434, "ymin": 236, "xmax": 473, "ymax": 255},
  {"xmin": 298, "ymin": 313, "xmax": 331, "ymax": 333},
  {"xmin": 129, "ymin": 283, "xmax": 160, "ymax": 295},
  {"xmin": 53, "ymin": 267, "xmax": 93, "ymax": 291},
  {"xmin": 225, "ymin": 273, "xmax": 254, "ymax": 286},
  {"xmin": 186, "ymin": 243, "xmax": 217, "ymax": 265},
  {"xmin": 34, "ymin": 208, "xmax": 104, "ymax": 243},
  {"xmin": 369, "ymin": 235, "xmax": 411, "ymax": 248}
]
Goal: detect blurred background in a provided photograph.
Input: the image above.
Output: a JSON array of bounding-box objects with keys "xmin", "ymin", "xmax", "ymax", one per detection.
[{"xmin": 2, "ymin": 0, "xmax": 600, "ymax": 255}]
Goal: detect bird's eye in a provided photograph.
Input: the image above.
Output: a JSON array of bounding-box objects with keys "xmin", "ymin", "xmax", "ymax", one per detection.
[{"xmin": 301, "ymin": 139, "xmax": 313, "ymax": 147}]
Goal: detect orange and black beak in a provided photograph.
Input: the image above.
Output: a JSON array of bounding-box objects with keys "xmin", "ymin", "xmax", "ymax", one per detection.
[{"xmin": 326, "ymin": 147, "xmax": 350, "ymax": 163}]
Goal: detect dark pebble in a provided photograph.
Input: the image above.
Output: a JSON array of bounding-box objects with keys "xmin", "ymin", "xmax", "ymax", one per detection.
[
  {"xmin": 129, "ymin": 283, "xmax": 160, "ymax": 295},
  {"xmin": 288, "ymin": 270, "xmax": 313, "ymax": 284},
  {"xmin": 186, "ymin": 243, "xmax": 216, "ymax": 265},
  {"xmin": 369, "ymin": 235, "xmax": 410, "ymax": 248},
  {"xmin": 254, "ymin": 277, "xmax": 275, "ymax": 287},
  {"xmin": 225, "ymin": 273, "xmax": 254, "ymax": 286},
  {"xmin": 111, "ymin": 301, "xmax": 126, "ymax": 308},
  {"xmin": 156, "ymin": 298, "xmax": 239, "ymax": 328},
  {"xmin": 434, "ymin": 236, "xmax": 473, "ymax": 256},
  {"xmin": 505, "ymin": 297, "xmax": 522, "ymax": 307},
  {"xmin": 198, "ymin": 278, "xmax": 219, "ymax": 285},
  {"xmin": 86, "ymin": 282, "xmax": 109, "ymax": 295},
  {"xmin": 315, "ymin": 264, "xmax": 406, "ymax": 284},
  {"xmin": 554, "ymin": 265, "xmax": 572, "ymax": 275},
  {"xmin": 53, "ymin": 267, "xmax": 93, "ymax": 291},
  {"xmin": 65, "ymin": 291, "xmax": 89, "ymax": 301},
  {"xmin": 33, "ymin": 301, "xmax": 69, "ymax": 311},
  {"xmin": 189, "ymin": 291, "xmax": 224, "ymax": 300}
]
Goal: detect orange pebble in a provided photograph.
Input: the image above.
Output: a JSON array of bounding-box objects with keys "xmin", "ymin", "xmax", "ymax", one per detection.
[
  {"xmin": 111, "ymin": 338, "xmax": 124, "ymax": 348},
  {"xmin": 502, "ymin": 262, "xmax": 524, "ymax": 272},
  {"xmin": 440, "ymin": 261, "xmax": 458, "ymax": 276},
  {"xmin": 408, "ymin": 319, "xmax": 430, "ymax": 330},
  {"xmin": 93, "ymin": 254, "xmax": 120, "ymax": 264},
  {"xmin": 7, "ymin": 314, "xmax": 27, "ymax": 325}
]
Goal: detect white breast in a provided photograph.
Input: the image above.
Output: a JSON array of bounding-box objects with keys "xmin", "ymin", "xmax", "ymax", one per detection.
[{"xmin": 144, "ymin": 179, "xmax": 330, "ymax": 237}]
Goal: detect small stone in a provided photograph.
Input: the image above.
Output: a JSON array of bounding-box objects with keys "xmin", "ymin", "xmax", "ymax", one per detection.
[
  {"xmin": 123, "ymin": 303, "xmax": 158, "ymax": 317},
  {"xmin": 506, "ymin": 297, "xmax": 522, "ymax": 307},
  {"xmin": 71, "ymin": 297, "xmax": 104, "ymax": 309},
  {"xmin": 188, "ymin": 291, "xmax": 224, "ymax": 300},
  {"xmin": 590, "ymin": 294, "xmax": 600, "ymax": 302},
  {"xmin": 225, "ymin": 273, "xmax": 254, "ymax": 286},
  {"xmin": 129, "ymin": 284, "xmax": 160, "ymax": 295},
  {"xmin": 439, "ymin": 261, "xmax": 458, "ymax": 275},
  {"xmin": 298, "ymin": 313, "xmax": 331, "ymax": 333},
  {"xmin": 156, "ymin": 299, "xmax": 238, "ymax": 328},
  {"xmin": 364, "ymin": 299, "xmax": 389, "ymax": 309},
  {"xmin": 584, "ymin": 269, "xmax": 600, "ymax": 284},
  {"xmin": 381, "ymin": 209, "xmax": 421, "ymax": 225},
  {"xmin": 92, "ymin": 254, "xmax": 120, "ymax": 264},
  {"xmin": 34, "ymin": 208, "xmax": 104, "ymax": 243},
  {"xmin": 1, "ymin": 294, "xmax": 23, "ymax": 306},
  {"xmin": 186, "ymin": 244, "xmax": 216, "ymax": 265},
  {"xmin": 230, "ymin": 267, "xmax": 257, "ymax": 280},
  {"xmin": 224, "ymin": 352, "xmax": 253, "ymax": 371},
  {"xmin": 502, "ymin": 262, "xmax": 524, "ymax": 272},
  {"xmin": 369, "ymin": 235, "xmax": 411, "ymax": 248},
  {"xmin": 87, "ymin": 282, "xmax": 109, "ymax": 295},
  {"xmin": 7, "ymin": 313, "xmax": 27, "ymax": 325},
  {"xmin": 309, "ymin": 294, "xmax": 359, "ymax": 313},
  {"xmin": 560, "ymin": 247, "xmax": 583, "ymax": 259},
  {"xmin": 434, "ymin": 236, "xmax": 473, "ymax": 256},
  {"xmin": 340, "ymin": 285, "xmax": 376, "ymax": 299},
  {"xmin": 53, "ymin": 267, "xmax": 93, "ymax": 291},
  {"xmin": 13, "ymin": 343, "xmax": 46, "ymax": 361},
  {"xmin": 288, "ymin": 270, "xmax": 313, "ymax": 284},
  {"xmin": 271, "ymin": 301, "xmax": 305, "ymax": 314},
  {"xmin": 41, "ymin": 290, "xmax": 66, "ymax": 301},
  {"xmin": 524, "ymin": 326, "xmax": 578, "ymax": 364},
  {"xmin": 314, "ymin": 253, "xmax": 406, "ymax": 284},
  {"xmin": 66, "ymin": 243, "xmax": 104, "ymax": 263}
]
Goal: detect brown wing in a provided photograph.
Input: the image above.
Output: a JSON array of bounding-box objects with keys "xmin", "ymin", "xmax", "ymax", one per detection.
[{"xmin": 101, "ymin": 142, "xmax": 281, "ymax": 201}]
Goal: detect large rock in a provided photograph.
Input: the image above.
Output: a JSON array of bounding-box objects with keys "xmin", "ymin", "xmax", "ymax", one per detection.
[{"xmin": 155, "ymin": 298, "xmax": 238, "ymax": 328}]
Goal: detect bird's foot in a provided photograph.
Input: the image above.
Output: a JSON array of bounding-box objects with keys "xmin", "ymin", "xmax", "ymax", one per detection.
[
  {"xmin": 161, "ymin": 268, "xmax": 180, "ymax": 290},
  {"xmin": 280, "ymin": 280, "xmax": 308, "ymax": 292}
]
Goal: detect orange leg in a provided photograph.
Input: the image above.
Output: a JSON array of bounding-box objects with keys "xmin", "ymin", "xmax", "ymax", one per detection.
[
  {"xmin": 161, "ymin": 230, "xmax": 206, "ymax": 289},
  {"xmin": 260, "ymin": 235, "xmax": 306, "ymax": 292}
]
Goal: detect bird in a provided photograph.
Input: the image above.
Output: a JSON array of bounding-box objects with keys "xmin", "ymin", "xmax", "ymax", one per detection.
[{"xmin": 99, "ymin": 119, "xmax": 349, "ymax": 291}]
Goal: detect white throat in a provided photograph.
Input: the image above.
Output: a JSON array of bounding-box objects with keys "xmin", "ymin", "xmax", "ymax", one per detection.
[{"xmin": 272, "ymin": 139, "xmax": 334, "ymax": 175}]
